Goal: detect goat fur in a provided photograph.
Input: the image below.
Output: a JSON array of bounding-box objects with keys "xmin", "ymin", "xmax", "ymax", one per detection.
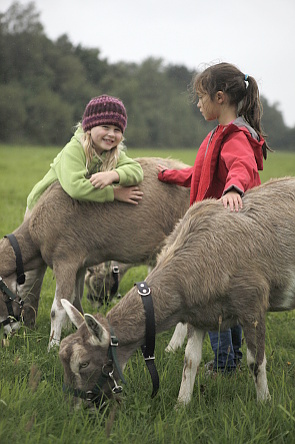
[
  {"xmin": 60, "ymin": 177, "xmax": 295, "ymax": 406},
  {"xmin": 0, "ymin": 157, "xmax": 189, "ymax": 347}
]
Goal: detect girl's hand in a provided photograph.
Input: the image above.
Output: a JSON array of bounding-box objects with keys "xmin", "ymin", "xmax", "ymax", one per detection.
[
  {"xmin": 90, "ymin": 171, "xmax": 120, "ymax": 189},
  {"xmin": 220, "ymin": 191, "xmax": 243, "ymax": 212},
  {"xmin": 157, "ymin": 164, "xmax": 166, "ymax": 173},
  {"xmin": 114, "ymin": 186, "xmax": 143, "ymax": 205}
]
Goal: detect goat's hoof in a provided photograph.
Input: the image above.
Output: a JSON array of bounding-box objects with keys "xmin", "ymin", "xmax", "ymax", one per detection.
[
  {"xmin": 257, "ymin": 392, "xmax": 271, "ymax": 402},
  {"xmin": 174, "ymin": 400, "xmax": 187, "ymax": 411},
  {"xmin": 22, "ymin": 307, "xmax": 37, "ymax": 329},
  {"xmin": 47, "ymin": 339, "xmax": 60, "ymax": 352},
  {"xmin": 165, "ymin": 343, "xmax": 179, "ymax": 353},
  {"xmin": 1, "ymin": 338, "xmax": 10, "ymax": 348}
]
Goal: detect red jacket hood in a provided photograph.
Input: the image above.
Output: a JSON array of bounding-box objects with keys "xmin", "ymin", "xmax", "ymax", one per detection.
[{"xmin": 229, "ymin": 117, "xmax": 264, "ymax": 170}]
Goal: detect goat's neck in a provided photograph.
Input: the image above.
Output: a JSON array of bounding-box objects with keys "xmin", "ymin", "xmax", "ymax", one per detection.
[
  {"xmin": 0, "ymin": 219, "xmax": 43, "ymax": 278},
  {"xmin": 106, "ymin": 283, "xmax": 183, "ymax": 365},
  {"xmin": 106, "ymin": 289, "xmax": 146, "ymax": 361}
]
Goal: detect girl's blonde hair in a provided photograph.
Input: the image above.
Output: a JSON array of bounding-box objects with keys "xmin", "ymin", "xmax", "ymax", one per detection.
[{"xmin": 77, "ymin": 123, "xmax": 125, "ymax": 172}]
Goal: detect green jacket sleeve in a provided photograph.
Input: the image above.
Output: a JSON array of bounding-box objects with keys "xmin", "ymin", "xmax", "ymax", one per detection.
[{"xmin": 114, "ymin": 151, "xmax": 144, "ymax": 186}]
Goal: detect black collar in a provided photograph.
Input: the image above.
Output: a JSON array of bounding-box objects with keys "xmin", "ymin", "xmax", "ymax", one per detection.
[
  {"xmin": 5, "ymin": 233, "xmax": 26, "ymax": 285},
  {"xmin": 136, "ymin": 281, "xmax": 159, "ymax": 398}
]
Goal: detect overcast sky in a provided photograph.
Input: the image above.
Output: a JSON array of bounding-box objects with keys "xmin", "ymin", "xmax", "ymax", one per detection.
[{"xmin": 2, "ymin": 0, "xmax": 295, "ymax": 127}]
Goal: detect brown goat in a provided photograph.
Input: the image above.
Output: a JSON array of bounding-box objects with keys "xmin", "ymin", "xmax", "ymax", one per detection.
[
  {"xmin": 59, "ymin": 177, "xmax": 295, "ymax": 407},
  {"xmin": 85, "ymin": 262, "xmax": 131, "ymax": 305},
  {"xmin": 0, "ymin": 277, "xmax": 23, "ymax": 336},
  {"xmin": 0, "ymin": 157, "xmax": 189, "ymax": 347},
  {"xmin": 85, "ymin": 261, "xmax": 153, "ymax": 306}
]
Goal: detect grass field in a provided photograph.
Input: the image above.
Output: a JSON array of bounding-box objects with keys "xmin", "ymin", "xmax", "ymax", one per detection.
[{"xmin": 1, "ymin": 145, "xmax": 295, "ymax": 443}]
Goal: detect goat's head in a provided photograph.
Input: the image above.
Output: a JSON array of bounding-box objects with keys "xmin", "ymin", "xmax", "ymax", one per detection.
[
  {"xmin": 59, "ymin": 299, "xmax": 122, "ymax": 410},
  {"xmin": 0, "ymin": 277, "xmax": 23, "ymax": 337},
  {"xmin": 85, "ymin": 263, "xmax": 119, "ymax": 306}
]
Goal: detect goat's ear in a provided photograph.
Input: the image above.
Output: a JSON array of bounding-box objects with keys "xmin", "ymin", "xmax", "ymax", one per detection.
[
  {"xmin": 84, "ymin": 314, "xmax": 109, "ymax": 347},
  {"xmin": 61, "ymin": 299, "xmax": 84, "ymax": 328}
]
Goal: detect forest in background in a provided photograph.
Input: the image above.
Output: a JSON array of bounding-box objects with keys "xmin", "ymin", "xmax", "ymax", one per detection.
[{"xmin": 1, "ymin": 1, "xmax": 294, "ymax": 149}]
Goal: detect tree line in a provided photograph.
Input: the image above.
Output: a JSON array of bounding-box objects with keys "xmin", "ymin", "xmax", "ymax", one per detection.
[{"xmin": 1, "ymin": 1, "xmax": 294, "ymax": 150}]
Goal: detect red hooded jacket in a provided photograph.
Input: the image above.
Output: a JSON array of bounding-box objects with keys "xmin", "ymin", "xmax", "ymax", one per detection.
[{"xmin": 158, "ymin": 117, "xmax": 265, "ymax": 206}]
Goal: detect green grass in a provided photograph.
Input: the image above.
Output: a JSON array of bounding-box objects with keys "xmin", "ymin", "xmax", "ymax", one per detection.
[{"xmin": 1, "ymin": 144, "xmax": 295, "ymax": 443}]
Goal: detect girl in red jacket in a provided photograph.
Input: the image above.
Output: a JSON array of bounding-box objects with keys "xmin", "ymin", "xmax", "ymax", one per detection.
[{"xmin": 157, "ymin": 62, "xmax": 271, "ymax": 373}]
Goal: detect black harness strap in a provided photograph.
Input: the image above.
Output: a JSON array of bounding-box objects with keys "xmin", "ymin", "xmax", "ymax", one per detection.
[
  {"xmin": 110, "ymin": 265, "xmax": 120, "ymax": 296},
  {"xmin": 108, "ymin": 325, "xmax": 126, "ymax": 385},
  {"xmin": 136, "ymin": 281, "xmax": 159, "ymax": 398},
  {"xmin": 0, "ymin": 277, "xmax": 24, "ymax": 327},
  {"xmin": 0, "ymin": 277, "xmax": 18, "ymax": 301},
  {"xmin": 5, "ymin": 234, "xmax": 26, "ymax": 285}
]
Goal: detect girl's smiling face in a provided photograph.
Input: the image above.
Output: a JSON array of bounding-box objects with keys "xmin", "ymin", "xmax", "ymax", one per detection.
[{"xmin": 89, "ymin": 125, "xmax": 123, "ymax": 154}]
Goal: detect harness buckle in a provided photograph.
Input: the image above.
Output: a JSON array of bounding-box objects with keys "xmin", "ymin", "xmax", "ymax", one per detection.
[
  {"xmin": 112, "ymin": 266, "xmax": 119, "ymax": 274},
  {"xmin": 86, "ymin": 391, "xmax": 95, "ymax": 402},
  {"xmin": 7, "ymin": 315, "xmax": 16, "ymax": 324},
  {"xmin": 109, "ymin": 370, "xmax": 123, "ymax": 394},
  {"xmin": 143, "ymin": 355, "xmax": 155, "ymax": 362},
  {"xmin": 112, "ymin": 385, "xmax": 123, "ymax": 395},
  {"xmin": 110, "ymin": 336, "xmax": 118, "ymax": 347},
  {"xmin": 102, "ymin": 360, "xmax": 114, "ymax": 377},
  {"xmin": 136, "ymin": 281, "xmax": 151, "ymax": 297}
]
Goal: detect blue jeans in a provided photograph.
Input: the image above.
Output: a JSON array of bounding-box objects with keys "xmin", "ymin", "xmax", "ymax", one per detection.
[{"xmin": 208, "ymin": 325, "xmax": 243, "ymax": 372}]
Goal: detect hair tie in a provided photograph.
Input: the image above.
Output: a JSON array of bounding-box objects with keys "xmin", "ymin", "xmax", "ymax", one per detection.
[{"xmin": 244, "ymin": 74, "xmax": 249, "ymax": 81}]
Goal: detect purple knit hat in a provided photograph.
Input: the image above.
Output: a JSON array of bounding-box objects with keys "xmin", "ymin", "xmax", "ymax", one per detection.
[{"xmin": 82, "ymin": 95, "xmax": 127, "ymax": 133}]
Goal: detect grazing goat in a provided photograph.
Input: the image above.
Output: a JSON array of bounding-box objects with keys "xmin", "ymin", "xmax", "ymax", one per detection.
[
  {"xmin": 0, "ymin": 278, "xmax": 23, "ymax": 337},
  {"xmin": 85, "ymin": 262, "xmax": 130, "ymax": 305},
  {"xmin": 85, "ymin": 261, "xmax": 153, "ymax": 306},
  {"xmin": 0, "ymin": 158, "xmax": 189, "ymax": 347},
  {"xmin": 59, "ymin": 177, "xmax": 295, "ymax": 407}
]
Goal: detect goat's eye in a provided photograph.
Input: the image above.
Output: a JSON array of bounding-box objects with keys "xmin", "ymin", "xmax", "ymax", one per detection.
[{"xmin": 80, "ymin": 362, "xmax": 89, "ymax": 369}]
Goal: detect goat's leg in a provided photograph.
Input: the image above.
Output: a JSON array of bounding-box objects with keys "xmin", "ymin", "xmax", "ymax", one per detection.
[
  {"xmin": 19, "ymin": 263, "xmax": 47, "ymax": 327},
  {"xmin": 73, "ymin": 268, "xmax": 86, "ymax": 314},
  {"xmin": 166, "ymin": 322, "xmax": 187, "ymax": 352},
  {"xmin": 48, "ymin": 265, "xmax": 77, "ymax": 350},
  {"xmin": 247, "ymin": 349, "xmax": 270, "ymax": 401},
  {"xmin": 177, "ymin": 325, "xmax": 205, "ymax": 406},
  {"xmin": 243, "ymin": 315, "xmax": 270, "ymax": 401}
]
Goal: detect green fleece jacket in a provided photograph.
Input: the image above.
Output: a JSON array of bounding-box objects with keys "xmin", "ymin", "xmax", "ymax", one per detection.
[{"xmin": 27, "ymin": 128, "xmax": 144, "ymax": 210}]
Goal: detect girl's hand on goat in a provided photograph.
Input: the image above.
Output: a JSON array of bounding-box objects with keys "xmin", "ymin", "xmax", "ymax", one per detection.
[
  {"xmin": 114, "ymin": 186, "xmax": 143, "ymax": 205},
  {"xmin": 90, "ymin": 171, "xmax": 120, "ymax": 189},
  {"xmin": 157, "ymin": 164, "xmax": 167, "ymax": 174},
  {"xmin": 220, "ymin": 190, "xmax": 243, "ymax": 212}
]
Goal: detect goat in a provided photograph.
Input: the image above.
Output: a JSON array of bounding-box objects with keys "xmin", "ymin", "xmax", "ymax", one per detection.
[
  {"xmin": 85, "ymin": 262, "xmax": 131, "ymax": 305},
  {"xmin": 0, "ymin": 277, "xmax": 23, "ymax": 337},
  {"xmin": 85, "ymin": 261, "xmax": 153, "ymax": 306},
  {"xmin": 0, "ymin": 157, "xmax": 190, "ymax": 347},
  {"xmin": 0, "ymin": 217, "xmax": 45, "ymax": 329},
  {"xmin": 59, "ymin": 177, "xmax": 295, "ymax": 407}
]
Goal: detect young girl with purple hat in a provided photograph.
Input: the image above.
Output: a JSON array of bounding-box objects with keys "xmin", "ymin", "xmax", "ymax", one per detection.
[
  {"xmin": 22, "ymin": 95, "xmax": 143, "ymax": 325},
  {"xmin": 27, "ymin": 95, "xmax": 143, "ymax": 210}
]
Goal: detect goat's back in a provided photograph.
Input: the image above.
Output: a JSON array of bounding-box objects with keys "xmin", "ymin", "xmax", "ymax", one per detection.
[
  {"xmin": 155, "ymin": 176, "xmax": 295, "ymax": 311},
  {"xmin": 29, "ymin": 157, "xmax": 190, "ymax": 267}
]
